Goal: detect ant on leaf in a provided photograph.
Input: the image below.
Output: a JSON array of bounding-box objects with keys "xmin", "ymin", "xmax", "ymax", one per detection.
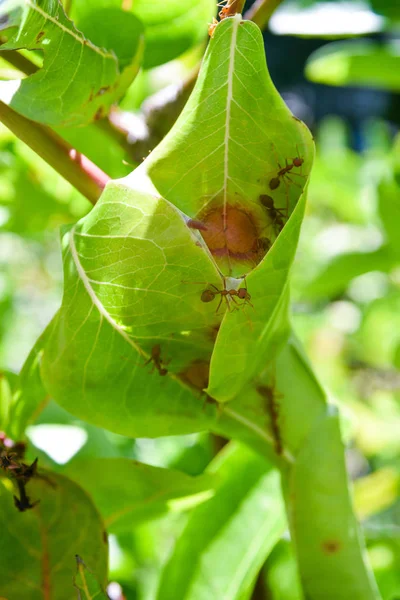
[
  {"xmin": 259, "ymin": 194, "xmax": 286, "ymax": 235},
  {"xmin": 200, "ymin": 277, "xmax": 253, "ymax": 314},
  {"xmin": 144, "ymin": 344, "xmax": 169, "ymax": 376}
]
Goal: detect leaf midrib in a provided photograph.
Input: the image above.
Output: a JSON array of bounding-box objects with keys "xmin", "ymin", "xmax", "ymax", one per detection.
[{"xmin": 26, "ymin": 0, "xmax": 115, "ymax": 61}]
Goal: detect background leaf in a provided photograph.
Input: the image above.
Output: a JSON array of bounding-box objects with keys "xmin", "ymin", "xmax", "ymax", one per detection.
[
  {"xmin": 40, "ymin": 188, "xmax": 221, "ymax": 437},
  {"xmin": 306, "ymin": 41, "xmax": 400, "ymax": 91},
  {"xmin": 65, "ymin": 458, "xmax": 216, "ymax": 534},
  {"xmin": 71, "ymin": 0, "xmax": 215, "ymax": 69},
  {"xmin": 157, "ymin": 442, "xmax": 286, "ymax": 600},
  {"xmin": 0, "ymin": 0, "xmax": 144, "ymax": 126},
  {"xmin": 0, "ymin": 470, "xmax": 108, "ymax": 599}
]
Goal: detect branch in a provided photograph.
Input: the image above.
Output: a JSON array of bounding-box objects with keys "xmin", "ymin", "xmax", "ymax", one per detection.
[
  {"xmin": 0, "ymin": 101, "xmax": 109, "ymax": 205},
  {"xmin": 0, "ymin": 49, "xmax": 39, "ymax": 76},
  {"xmin": 244, "ymin": 0, "xmax": 284, "ymax": 29}
]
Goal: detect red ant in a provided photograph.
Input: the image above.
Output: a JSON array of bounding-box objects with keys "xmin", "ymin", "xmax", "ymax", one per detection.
[
  {"xmin": 256, "ymin": 237, "xmax": 272, "ymax": 253},
  {"xmin": 259, "ymin": 194, "xmax": 286, "ymax": 234},
  {"xmin": 218, "ymin": 0, "xmax": 241, "ymax": 19},
  {"xmin": 200, "ymin": 277, "xmax": 253, "ymax": 313},
  {"xmin": 209, "ymin": 0, "xmax": 241, "ymax": 37},
  {"xmin": 269, "ymin": 148, "xmax": 304, "ymax": 192},
  {"xmin": 144, "ymin": 344, "xmax": 169, "ymax": 376},
  {"xmin": 208, "ymin": 18, "xmax": 218, "ymax": 37}
]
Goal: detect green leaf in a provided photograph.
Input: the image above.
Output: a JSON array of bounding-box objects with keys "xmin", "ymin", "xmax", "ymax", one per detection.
[
  {"xmin": 0, "ymin": 470, "xmax": 108, "ymax": 599},
  {"xmin": 302, "ymin": 246, "xmax": 396, "ymax": 300},
  {"xmin": 287, "ymin": 409, "xmax": 380, "ymax": 600},
  {"xmin": 144, "ymin": 16, "xmax": 314, "ymax": 400},
  {"xmin": 157, "ymin": 442, "xmax": 286, "ymax": 600},
  {"xmin": 0, "ymin": 0, "xmax": 144, "ymax": 126},
  {"xmin": 0, "ymin": 369, "xmax": 17, "ymax": 432},
  {"xmin": 306, "ymin": 41, "xmax": 400, "ymax": 92},
  {"xmin": 378, "ymin": 178, "xmax": 400, "ymax": 257},
  {"xmin": 65, "ymin": 458, "xmax": 216, "ymax": 534},
  {"xmin": 264, "ymin": 540, "xmax": 303, "ymax": 600},
  {"xmin": 39, "ymin": 16, "xmax": 314, "ymax": 435},
  {"xmin": 73, "ymin": 555, "xmax": 109, "ymax": 600},
  {"xmin": 273, "ymin": 336, "xmax": 381, "ymax": 600},
  {"xmin": 71, "ymin": 0, "xmax": 215, "ymax": 69},
  {"xmin": 40, "ymin": 188, "xmax": 220, "ymax": 437}
]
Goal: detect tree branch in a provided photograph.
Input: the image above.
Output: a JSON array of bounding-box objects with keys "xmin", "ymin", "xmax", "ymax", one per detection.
[
  {"xmin": 0, "ymin": 49, "xmax": 39, "ymax": 76},
  {"xmin": 0, "ymin": 101, "xmax": 109, "ymax": 205},
  {"xmin": 244, "ymin": 0, "xmax": 284, "ymax": 29}
]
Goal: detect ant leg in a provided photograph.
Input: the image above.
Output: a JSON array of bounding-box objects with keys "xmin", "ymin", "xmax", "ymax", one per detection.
[
  {"xmin": 215, "ymin": 295, "xmax": 225, "ymax": 314},
  {"xmin": 296, "ymin": 144, "xmax": 304, "ymax": 175},
  {"xmin": 284, "ymin": 174, "xmax": 304, "ymax": 189},
  {"xmin": 230, "ymin": 296, "xmax": 240, "ymax": 312}
]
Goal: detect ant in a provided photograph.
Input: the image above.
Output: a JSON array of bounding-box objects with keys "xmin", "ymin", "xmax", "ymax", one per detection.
[
  {"xmin": 144, "ymin": 344, "xmax": 169, "ymax": 376},
  {"xmin": 218, "ymin": 0, "xmax": 239, "ymax": 19},
  {"xmin": 208, "ymin": 17, "xmax": 218, "ymax": 37},
  {"xmin": 268, "ymin": 148, "xmax": 304, "ymax": 193},
  {"xmin": 259, "ymin": 195, "xmax": 286, "ymax": 234},
  {"xmin": 256, "ymin": 237, "xmax": 272, "ymax": 253},
  {"xmin": 257, "ymin": 384, "xmax": 283, "ymax": 456},
  {"xmin": 200, "ymin": 277, "xmax": 253, "ymax": 313},
  {"xmin": 209, "ymin": 0, "xmax": 241, "ymax": 37}
]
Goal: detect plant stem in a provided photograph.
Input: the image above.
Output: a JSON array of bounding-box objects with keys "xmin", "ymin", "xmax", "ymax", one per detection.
[
  {"xmin": 244, "ymin": 0, "xmax": 284, "ymax": 28},
  {"xmin": 0, "ymin": 49, "xmax": 39, "ymax": 76},
  {"xmin": 0, "ymin": 101, "xmax": 109, "ymax": 205},
  {"xmin": 234, "ymin": 0, "xmax": 247, "ymax": 15}
]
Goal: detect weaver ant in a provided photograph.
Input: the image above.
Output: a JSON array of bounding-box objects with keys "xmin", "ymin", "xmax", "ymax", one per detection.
[
  {"xmin": 269, "ymin": 147, "xmax": 304, "ymax": 192},
  {"xmin": 256, "ymin": 237, "xmax": 272, "ymax": 253},
  {"xmin": 259, "ymin": 194, "xmax": 287, "ymax": 235},
  {"xmin": 209, "ymin": 0, "xmax": 241, "ymax": 37},
  {"xmin": 200, "ymin": 277, "xmax": 253, "ymax": 313},
  {"xmin": 218, "ymin": 0, "xmax": 240, "ymax": 19},
  {"xmin": 145, "ymin": 344, "xmax": 169, "ymax": 376}
]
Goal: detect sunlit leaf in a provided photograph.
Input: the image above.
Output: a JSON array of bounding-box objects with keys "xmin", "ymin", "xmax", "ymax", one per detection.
[
  {"xmin": 0, "ymin": 0, "xmax": 144, "ymax": 126},
  {"xmin": 71, "ymin": 0, "xmax": 215, "ymax": 69},
  {"xmin": 38, "ymin": 16, "xmax": 313, "ymax": 433}
]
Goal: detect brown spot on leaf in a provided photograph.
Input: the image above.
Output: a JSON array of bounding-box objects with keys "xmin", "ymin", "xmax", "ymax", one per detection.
[
  {"xmin": 322, "ymin": 540, "xmax": 341, "ymax": 554},
  {"xmin": 180, "ymin": 360, "xmax": 210, "ymax": 391},
  {"xmin": 200, "ymin": 205, "xmax": 260, "ymax": 266},
  {"xmin": 96, "ymin": 86, "xmax": 110, "ymax": 97},
  {"xmin": 257, "ymin": 385, "xmax": 283, "ymax": 455},
  {"xmin": 103, "ymin": 531, "xmax": 108, "ymax": 544},
  {"xmin": 94, "ymin": 107, "xmax": 104, "ymax": 121},
  {"xmin": 36, "ymin": 31, "xmax": 45, "ymax": 43}
]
